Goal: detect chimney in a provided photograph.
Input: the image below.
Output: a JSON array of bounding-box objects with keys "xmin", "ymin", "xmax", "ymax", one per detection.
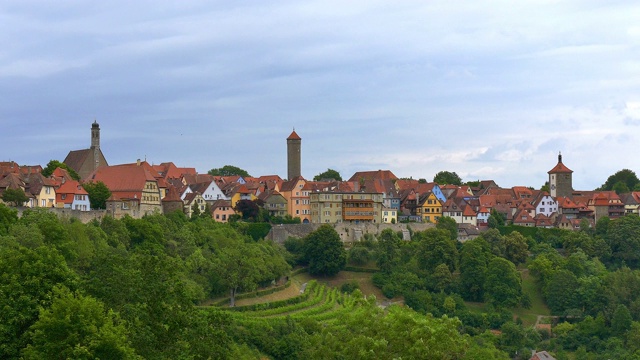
[{"xmin": 136, "ymin": 159, "xmax": 141, "ymax": 166}]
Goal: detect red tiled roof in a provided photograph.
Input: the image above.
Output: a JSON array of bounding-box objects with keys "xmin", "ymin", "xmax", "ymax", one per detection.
[
  {"xmin": 287, "ymin": 130, "xmax": 301, "ymax": 140},
  {"xmin": 87, "ymin": 163, "xmax": 157, "ymax": 196},
  {"xmin": 348, "ymin": 170, "xmax": 398, "ymax": 182}
]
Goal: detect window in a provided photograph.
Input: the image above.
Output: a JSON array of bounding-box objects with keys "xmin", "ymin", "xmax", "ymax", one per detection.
[
  {"xmin": 45, "ymin": 187, "xmax": 51, "ymax": 194},
  {"xmin": 61, "ymin": 194, "xmax": 67, "ymax": 200},
  {"xmin": 296, "ymin": 210, "xmax": 300, "ymax": 214},
  {"xmin": 41, "ymin": 199, "xmax": 46, "ymax": 207},
  {"xmin": 296, "ymin": 200, "xmax": 299, "ymax": 204}
]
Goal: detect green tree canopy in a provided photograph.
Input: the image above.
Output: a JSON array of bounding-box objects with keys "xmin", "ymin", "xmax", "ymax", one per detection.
[
  {"xmin": 1, "ymin": 188, "xmax": 28, "ymax": 207},
  {"xmin": 207, "ymin": 165, "xmax": 251, "ymax": 178},
  {"xmin": 415, "ymin": 228, "xmax": 458, "ymax": 273},
  {"xmin": 598, "ymin": 169, "xmax": 639, "ymax": 192},
  {"xmin": 303, "ymin": 224, "xmax": 346, "ymax": 276},
  {"xmin": 21, "ymin": 286, "xmax": 136, "ymax": 360},
  {"xmin": 484, "ymin": 257, "xmax": 522, "ymax": 308},
  {"xmin": 313, "ymin": 168, "xmax": 342, "ymax": 181},
  {"xmin": 82, "ymin": 181, "xmax": 111, "ymax": 210},
  {"xmin": 41, "ymin": 160, "xmax": 80, "ymax": 180},
  {"xmin": 433, "ymin": 171, "xmax": 462, "ymax": 185}
]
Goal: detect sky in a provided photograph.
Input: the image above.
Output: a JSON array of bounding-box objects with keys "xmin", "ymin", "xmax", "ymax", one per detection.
[{"xmin": 1, "ymin": 1, "xmax": 639, "ymax": 190}]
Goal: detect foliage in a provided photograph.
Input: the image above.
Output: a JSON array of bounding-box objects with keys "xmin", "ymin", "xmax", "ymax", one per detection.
[
  {"xmin": 484, "ymin": 257, "xmax": 522, "ymax": 308},
  {"xmin": 2, "ymin": 187, "xmax": 29, "ymax": 207},
  {"xmin": 0, "ymin": 203, "xmax": 19, "ymax": 235},
  {"xmin": 303, "ymin": 224, "xmax": 346, "ymax": 276},
  {"xmin": 21, "ymin": 286, "xmax": 136, "ymax": 360},
  {"xmin": 313, "ymin": 168, "xmax": 342, "ymax": 181},
  {"xmin": 436, "ymin": 216, "xmax": 458, "ymax": 241},
  {"xmin": 598, "ymin": 169, "xmax": 640, "ymax": 192},
  {"xmin": 0, "ymin": 244, "xmax": 78, "ymax": 359},
  {"xmin": 433, "ymin": 170, "xmax": 462, "ymax": 185},
  {"xmin": 605, "ymin": 214, "xmax": 640, "ymax": 268},
  {"xmin": 234, "ymin": 199, "xmax": 260, "ymax": 221},
  {"xmin": 414, "ymin": 228, "xmax": 458, "ymax": 273},
  {"xmin": 375, "ymin": 228, "xmax": 401, "ymax": 273},
  {"xmin": 459, "ymin": 238, "xmax": 492, "ymax": 302},
  {"xmin": 82, "ymin": 181, "xmax": 111, "ymax": 210},
  {"xmin": 487, "ymin": 208, "xmax": 505, "ymax": 228},
  {"xmin": 207, "ymin": 165, "xmax": 251, "ymax": 178},
  {"xmin": 348, "ymin": 246, "xmax": 371, "ymax": 266},
  {"xmin": 42, "ymin": 160, "xmax": 80, "ymax": 180}
]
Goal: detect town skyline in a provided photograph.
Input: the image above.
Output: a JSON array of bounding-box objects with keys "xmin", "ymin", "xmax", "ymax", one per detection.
[{"xmin": 2, "ymin": 2, "xmax": 639, "ymax": 190}]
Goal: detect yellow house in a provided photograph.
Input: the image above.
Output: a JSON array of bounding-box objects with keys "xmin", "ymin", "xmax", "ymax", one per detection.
[
  {"xmin": 226, "ymin": 183, "xmax": 256, "ymax": 208},
  {"xmin": 24, "ymin": 173, "xmax": 56, "ymax": 208},
  {"xmin": 381, "ymin": 208, "xmax": 397, "ymax": 223},
  {"xmin": 416, "ymin": 192, "xmax": 442, "ymax": 223}
]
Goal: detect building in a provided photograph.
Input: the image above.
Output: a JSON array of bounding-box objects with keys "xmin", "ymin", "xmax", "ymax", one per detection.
[
  {"xmin": 287, "ymin": 129, "xmax": 301, "ymax": 180},
  {"xmin": 64, "ymin": 121, "xmax": 109, "ymax": 180},
  {"xmin": 548, "ymin": 152, "xmax": 573, "ymax": 198},
  {"xmin": 310, "ymin": 190, "xmax": 384, "ymax": 224},
  {"xmin": 89, "ymin": 161, "xmax": 162, "ymax": 218},
  {"xmin": 55, "ymin": 179, "xmax": 90, "ymax": 211}
]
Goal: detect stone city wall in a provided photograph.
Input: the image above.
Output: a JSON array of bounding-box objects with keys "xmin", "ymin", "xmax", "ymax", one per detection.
[{"xmin": 267, "ymin": 222, "xmax": 436, "ymax": 244}]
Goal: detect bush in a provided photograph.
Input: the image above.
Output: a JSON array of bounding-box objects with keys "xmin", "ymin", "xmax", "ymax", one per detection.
[
  {"xmin": 340, "ymin": 281, "xmax": 359, "ymax": 294},
  {"xmin": 348, "ymin": 247, "xmax": 370, "ymax": 266}
]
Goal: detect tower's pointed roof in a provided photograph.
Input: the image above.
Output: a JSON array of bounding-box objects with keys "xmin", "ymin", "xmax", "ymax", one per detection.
[
  {"xmin": 287, "ymin": 129, "xmax": 301, "ymax": 140},
  {"xmin": 548, "ymin": 152, "xmax": 573, "ymax": 174}
]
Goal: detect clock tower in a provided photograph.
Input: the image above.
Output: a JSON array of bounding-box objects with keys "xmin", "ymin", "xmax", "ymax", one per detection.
[{"xmin": 548, "ymin": 152, "xmax": 573, "ymax": 198}]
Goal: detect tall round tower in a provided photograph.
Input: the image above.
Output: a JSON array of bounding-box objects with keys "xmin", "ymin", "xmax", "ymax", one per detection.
[{"xmin": 287, "ymin": 129, "xmax": 301, "ymax": 180}]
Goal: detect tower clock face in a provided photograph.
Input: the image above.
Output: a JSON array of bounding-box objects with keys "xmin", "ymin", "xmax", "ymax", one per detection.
[{"xmin": 551, "ymin": 184, "xmax": 556, "ymax": 190}]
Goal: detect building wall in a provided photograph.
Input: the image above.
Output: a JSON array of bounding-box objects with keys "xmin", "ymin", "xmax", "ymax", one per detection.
[{"xmin": 267, "ymin": 222, "xmax": 436, "ymax": 243}]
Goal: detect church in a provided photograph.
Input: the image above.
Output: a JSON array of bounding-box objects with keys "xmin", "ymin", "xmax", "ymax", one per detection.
[{"xmin": 63, "ymin": 121, "xmax": 109, "ymax": 180}]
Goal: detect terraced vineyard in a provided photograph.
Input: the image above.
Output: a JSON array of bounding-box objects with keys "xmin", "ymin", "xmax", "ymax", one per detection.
[{"xmin": 220, "ymin": 281, "xmax": 367, "ymax": 325}]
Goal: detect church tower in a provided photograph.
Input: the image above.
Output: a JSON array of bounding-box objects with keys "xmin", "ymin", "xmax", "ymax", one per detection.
[
  {"xmin": 287, "ymin": 129, "xmax": 301, "ymax": 180},
  {"xmin": 548, "ymin": 152, "xmax": 573, "ymax": 198},
  {"xmin": 91, "ymin": 120, "xmax": 101, "ymax": 171},
  {"xmin": 91, "ymin": 120, "xmax": 100, "ymax": 149}
]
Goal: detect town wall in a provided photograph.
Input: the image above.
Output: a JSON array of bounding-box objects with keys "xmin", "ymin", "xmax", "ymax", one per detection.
[{"xmin": 267, "ymin": 222, "xmax": 436, "ymax": 244}]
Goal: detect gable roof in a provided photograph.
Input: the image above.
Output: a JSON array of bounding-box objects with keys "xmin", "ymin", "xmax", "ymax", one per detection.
[{"xmin": 348, "ymin": 170, "xmax": 398, "ymax": 182}]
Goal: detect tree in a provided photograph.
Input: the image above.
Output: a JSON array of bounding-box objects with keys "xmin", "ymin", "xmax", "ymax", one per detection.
[
  {"xmin": 42, "ymin": 160, "xmax": 80, "ymax": 180},
  {"xmin": 487, "ymin": 209, "xmax": 505, "ymax": 228},
  {"xmin": 611, "ymin": 304, "xmax": 633, "ymax": 337},
  {"xmin": 0, "ymin": 245, "xmax": 78, "ymax": 359},
  {"xmin": 235, "ymin": 199, "xmax": 260, "ymax": 221},
  {"xmin": 0, "ymin": 203, "xmax": 19, "ymax": 236},
  {"xmin": 598, "ymin": 169, "xmax": 639, "ymax": 192},
  {"xmin": 82, "ymin": 181, "xmax": 111, "ymax": 210},
  {"xmin": 433, "ymin": 171, "xmax": 462, "ymax": 185},
  {"xmin": 207, "ymin": 165, "xmax": 251, "ymax": 178},
  {"xmin": 436, "ymin": 216, "xmax": 458, "ymax": 241},
  {"xmin": 1, "ymin": 188, "xmax": 28, "ymax": 207},
  {"xmin": 545, "ymin": 269, "xmax": 580, "ymax": 314},
  {"xmin": 459, "ymin": 238, "xmax": 492, "ymax": 302},
  {"xmin": 415, "ymin": 228, "xmax": 458, "ymax": 273},
  {"xmin": 606, "ymin": 215, "xmax": 640, "ymax": 268},
  {"xmin": 313, "ymin": 168, "xmax": 342, "ymax": 181},
  {"xmin": 21, "ymin": 287, "xmax": 136, "ymax": 360},
  {"xmin": 303, "ymin": 224, "xmax": 346, "ymax": 276},
  {"xmin": 376, "ymin": 228, "xmax": 401, "ymax": 273},
  {"xmin": 214, "ymin": 240, "xmax": 289, "ymax": 307},
  {"xmin": 502, "ymin": 231, "xmax": 529, "ymax": 265},
  {"xmin": 484, "ymin": 257, "xmax": 522, "ymax": 308}
]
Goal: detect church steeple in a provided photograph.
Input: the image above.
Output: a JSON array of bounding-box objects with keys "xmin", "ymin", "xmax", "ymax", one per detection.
[{"xmin": 91, "ymin": 120, "xmax": 100, "ymax": 149}]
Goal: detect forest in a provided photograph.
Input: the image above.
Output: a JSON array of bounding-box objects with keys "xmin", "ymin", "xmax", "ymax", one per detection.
[{"xmin": 2, "ymin": 203, "xmax": 640, "ymax": 359}]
